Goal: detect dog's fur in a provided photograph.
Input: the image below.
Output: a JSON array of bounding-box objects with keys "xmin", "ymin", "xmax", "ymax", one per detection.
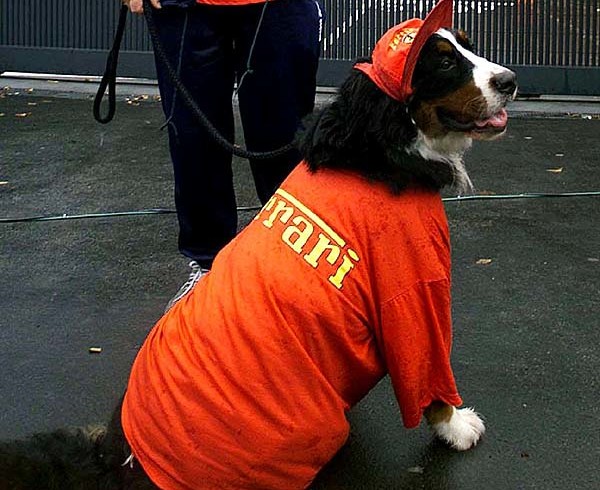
[{"xmin": 0, "ymin": 28, "xmax": 515, "ymax": 490}]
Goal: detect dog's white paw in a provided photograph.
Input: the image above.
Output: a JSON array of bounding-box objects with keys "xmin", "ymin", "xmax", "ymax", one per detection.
[{"xmin": 431, "ymin": 407, "xmax": 485, "ymax": 451}]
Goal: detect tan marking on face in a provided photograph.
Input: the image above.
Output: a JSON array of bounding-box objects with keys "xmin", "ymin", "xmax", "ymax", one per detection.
[
  {"xmin": 411, "ymin": 79, "xmax": 487, "ymax": 138},
  {"xmin": 434, "ymin": 39, "xmax": 455, "ymax": 55}
]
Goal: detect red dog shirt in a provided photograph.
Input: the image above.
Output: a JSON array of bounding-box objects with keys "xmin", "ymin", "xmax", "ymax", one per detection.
[{"xmin": 122, "ymin": 163, "xmax": 463, "ymax": 490}]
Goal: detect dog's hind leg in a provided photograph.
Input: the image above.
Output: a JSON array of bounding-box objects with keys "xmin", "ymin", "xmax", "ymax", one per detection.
[
  {"xmin": 0, "ymin": 397, "xmax": 157, "ymax": 489},
  {"xmin": 0, "ymin": 425, "xmax": 113, "ymax": 490},
  {"xmin": 424, "ymin": 401, "xmax": 485, "ymax": 451},
  {"xmin": 99, "ymin": 397, "xmax": 159, "ymax": 489}
]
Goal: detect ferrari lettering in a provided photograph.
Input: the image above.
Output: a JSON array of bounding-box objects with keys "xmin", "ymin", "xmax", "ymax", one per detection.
[{"xmin": 258, "ymin": 189, "xmax": 360, "ymax": 289}]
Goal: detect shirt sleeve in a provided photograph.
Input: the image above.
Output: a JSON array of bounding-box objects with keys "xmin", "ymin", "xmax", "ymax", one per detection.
[{"xmin": 377, "ymin": 279, "xmax": 463, "ymax": 428}]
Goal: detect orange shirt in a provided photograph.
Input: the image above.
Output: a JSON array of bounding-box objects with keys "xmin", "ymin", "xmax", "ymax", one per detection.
[{"xmin": 122, "ymin": 164, "xmax": 462, "ymax": 490}]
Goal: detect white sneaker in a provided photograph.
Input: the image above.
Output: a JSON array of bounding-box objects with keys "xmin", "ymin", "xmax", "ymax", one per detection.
[{"xmin": 164, "ymin": 260, "xmax": 209, "ymax": 313}]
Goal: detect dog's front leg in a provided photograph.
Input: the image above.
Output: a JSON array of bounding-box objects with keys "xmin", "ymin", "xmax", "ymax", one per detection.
[{"xmin": 424, "ymin": 401, "xmax": 485, "ymax": 451}]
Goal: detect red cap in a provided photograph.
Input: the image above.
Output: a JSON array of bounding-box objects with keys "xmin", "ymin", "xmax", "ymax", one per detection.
[{"xmin": 355, "ymin": 0, "xmax": 454, "ymax": 101}]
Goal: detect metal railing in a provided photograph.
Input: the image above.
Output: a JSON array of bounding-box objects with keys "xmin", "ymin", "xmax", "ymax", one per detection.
[
  {"xmin": 2, "ymin": 1, "xmax": 599, "ymax": 67},
  {"xmin": 320, "ymin": 0, "xmax": 600, "ymax": 67},
  {"xmin": 1, "ymin": 1, "xmax": 599, "ymax": 94},
  {"xmin": 0, "ymin": 0, "xmax": 151, "ymax": 51}
]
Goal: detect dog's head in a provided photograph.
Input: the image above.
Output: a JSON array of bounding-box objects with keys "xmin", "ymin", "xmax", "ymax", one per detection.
[
  {"xmin": 410, "ymin": 28, "xmax": 517, "ymax": 143},
  {"xmin": 353, "ymin": 0, "xmax": 517, "ymax": 148},
  {"xmin": 301, "ymin": 1, "xmax": 517, "ymax": 193}
]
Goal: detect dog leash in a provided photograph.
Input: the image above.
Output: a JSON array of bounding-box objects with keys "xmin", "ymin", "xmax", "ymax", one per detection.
[
  {"xmin": 93, "ymin": 4, "xmax": 129, "ymax": 124},
  {"xmin": 93, "ymin": 0, "xmax": 295, "ymax": 160}
]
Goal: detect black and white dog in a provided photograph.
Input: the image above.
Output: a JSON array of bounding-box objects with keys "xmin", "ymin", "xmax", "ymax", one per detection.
[{"xmin": 0, "ymin": 3, "xmax": 516, "ymax": 489}]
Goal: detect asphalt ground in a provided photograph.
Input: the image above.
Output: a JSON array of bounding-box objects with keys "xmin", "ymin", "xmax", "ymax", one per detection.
[{"xmin": 0, "ymin": 84, "xmax": 599, "ymax": 489}]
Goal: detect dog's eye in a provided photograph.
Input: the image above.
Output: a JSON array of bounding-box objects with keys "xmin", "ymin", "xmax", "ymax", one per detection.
[{"xmin": 440, "ymin": 57, "xmax": 455, "ymax": 71}]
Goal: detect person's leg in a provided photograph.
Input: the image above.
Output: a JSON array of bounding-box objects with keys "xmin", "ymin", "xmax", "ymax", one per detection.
[
  {"xmin": 235, "ymin": 0, "xmax": 323, "ymax": 204},
  {"xmin": 151, "ymin": 6, "xmax": 237, "ymax": 269}
]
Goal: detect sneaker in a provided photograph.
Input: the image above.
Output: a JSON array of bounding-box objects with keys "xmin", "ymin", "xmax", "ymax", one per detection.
[{"xmin": 164, "ymin": 260, "xmax": 209, "ymax": 313}]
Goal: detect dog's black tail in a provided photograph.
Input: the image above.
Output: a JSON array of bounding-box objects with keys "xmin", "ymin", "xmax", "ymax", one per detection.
[{"xmin": 0, "ymin": 426, "xmax": 121, "ymax": 490}]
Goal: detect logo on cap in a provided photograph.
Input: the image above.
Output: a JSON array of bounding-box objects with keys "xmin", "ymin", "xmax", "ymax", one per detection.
[
  {"xmin": 354, "ymin": 0, "xmax": 454, "ymax": 101},
  {"xmin": 389, "ymin": 28, "xmax": 419, "ymax": 51}
]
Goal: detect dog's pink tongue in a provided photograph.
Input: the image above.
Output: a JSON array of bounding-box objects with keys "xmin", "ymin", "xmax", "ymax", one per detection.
[{"xmin": 476, "ymin": 108, "xmax": 508, "ymax": 128}]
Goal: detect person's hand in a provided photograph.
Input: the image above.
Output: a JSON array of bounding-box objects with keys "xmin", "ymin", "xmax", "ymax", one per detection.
[{"xmin": 123, "ymin": 0, "xmax": 162, "ymax": 15}]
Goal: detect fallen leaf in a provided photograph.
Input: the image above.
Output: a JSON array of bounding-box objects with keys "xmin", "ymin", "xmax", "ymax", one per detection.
[
  {"xmin": 476, "ymin": 258, "xmax": 493, "ymax": 265},
  {"xmin": 587, "ymin": 258, "xmax": 599, "ymax": 263},
  {"xmin": 546, "ymin": 167, "xmax": 563, "ymax": 173},
  {"xmin": 407, "ymin": 466, "xmax": 424, "ymax": 474},
  {"xmin": 26, "ymin": 88, "xmax": 34, "ymax": 93}
]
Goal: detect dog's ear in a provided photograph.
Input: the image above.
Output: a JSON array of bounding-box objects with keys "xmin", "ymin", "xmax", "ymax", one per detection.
[
  {"xmin": 300, "ymin": 105, "xmax": 349, "ymax": 171},
  {"xmin": 453, "ymin": 28, "xmax": 474, "ymax": 51},
  {"xmin": 301, "ymin": 69, "xmax": 418, "ymax": 176}
]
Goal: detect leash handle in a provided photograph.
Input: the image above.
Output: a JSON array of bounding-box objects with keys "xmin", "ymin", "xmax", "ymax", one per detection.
[
  {"xmin": 93, "ymin": 0, "xmax": 296, "ymax": 159},
  {"xmin": 93, "ymin": 4, "xmax": 129, "ymax": 124}
]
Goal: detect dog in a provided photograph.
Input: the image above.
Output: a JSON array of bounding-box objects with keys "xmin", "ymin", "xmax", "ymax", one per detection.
[{"xmin": 0, "ymin": 1, "xmax": 517, "ymax": 488}]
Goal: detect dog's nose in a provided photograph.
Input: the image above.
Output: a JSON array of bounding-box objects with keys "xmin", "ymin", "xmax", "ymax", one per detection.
[{"xmin": 492, "ymin": 70, "xmax": 517, "ymax": 96}]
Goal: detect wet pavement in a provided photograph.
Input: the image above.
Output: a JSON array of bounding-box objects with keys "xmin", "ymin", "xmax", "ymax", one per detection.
[{"xmin": 0, "ymin": 82, "xmax": 599, "ymax": 489}]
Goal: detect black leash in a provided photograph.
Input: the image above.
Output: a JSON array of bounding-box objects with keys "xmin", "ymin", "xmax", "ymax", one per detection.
[
  {"xmin": 93, "ymin": 4, "xmax": 129, "ymax": 124},
  {"xmin": 94, "ymin": 0, "xmax": 295, "ymax": 160}
]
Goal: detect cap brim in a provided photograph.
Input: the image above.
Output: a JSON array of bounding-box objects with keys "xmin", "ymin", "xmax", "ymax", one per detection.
[{"xmin": 399, "ymin": 0, "xmax": 454, "ymax": 99}]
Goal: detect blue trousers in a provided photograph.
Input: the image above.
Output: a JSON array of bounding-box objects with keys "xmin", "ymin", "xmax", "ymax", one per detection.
[{"xmin": 150, "ymin": 0, "xmax": 323, "ymax": 269}]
